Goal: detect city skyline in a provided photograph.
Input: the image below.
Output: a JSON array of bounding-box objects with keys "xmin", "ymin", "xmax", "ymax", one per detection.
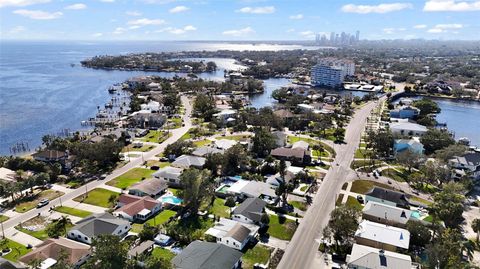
[{"xmin": 0, "ymin": 0, "xmax": 479, "ymax": 41}]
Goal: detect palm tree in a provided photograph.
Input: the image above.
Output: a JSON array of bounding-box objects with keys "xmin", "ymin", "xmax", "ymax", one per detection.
[
  {"xmin": 472, "ymin": 218, "xmax": 480, "ymax": 243},
  {"xmin": 57, "ymin": 216, "xmax": 72, "ymax": 235}
]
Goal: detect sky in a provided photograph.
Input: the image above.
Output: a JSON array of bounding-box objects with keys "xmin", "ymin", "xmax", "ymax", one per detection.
[{"xmin": 0, "ymin": 0, "xmax": 479, "ymax": 41}]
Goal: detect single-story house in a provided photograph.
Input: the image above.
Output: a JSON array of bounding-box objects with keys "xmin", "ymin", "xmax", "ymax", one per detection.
[
  {"xmin": 206, "ymin": 218, "xmax": 259, "ymax": 250},
  {"xmin": 19, "ymin": 237, "xmax": 90, "ymax": 268},
  {"xmin": 266, "ymin": 165, "xmax": 305, "ymax": 186},
  {"xmin": 214, "ymin": 109, "xmax": 237, "ymax": 124},
  {"xmin": 355, "ymin": 220, "xmax": 410, "ymax": 251},
  {"xmin": 67, "ymin": 213, "xmax": 131, "ymax": 244},
  {"xmin": 365, "ymin": 187, "xmax": 410, "ymax": 209},
  {"xmin": 128, "ymin": 178, "xmax": 168, "ymax": 198},
  {"xmin": 154, "ymin": 234, "xmax": 173, "ymax": 246},
  {"xmin": 171, "ymin": 155, "xmax": 206, "ymax": 169},
  {"xmin": 270, "ymin": 147, "xmax": 311, "ymax": 165},
  {"xmin": 232, "ymin": 197, "xmax": 267, "ymax": 225},
  {"xmin": 362, "ymin": 201, "xmax": 412, "ymax": 227},
  {"xmin": 214, "ymin": 139, "xmax": 237, "ymax": 150},
  {"xmin": 389, "ymin": 106, "xmax": 420, "ymax": 119},
  {"xmin": 389, "ymin": 122, "xmax": 428, "ymax": 137},
  {"xmin": 128, "ymin": 240, "xmax": 155, "ymax": 258},
  {"xmin": 347, "ymin": 243, "xmax": 414, "ymax": 269},
  {"xmin": 114, "ymin": 194, "xmax": 162, "ymax": 222},
  {"xmin": 32, "ymin": 150, "xmax": 68, "ymax": 162},
  {"xmin": 172, "ymin": 241, "xmax": 243, "ymax": 269},
  {"xmin": 192, "ymin": 146, "xmax": 224, "ymax": 157},
  {"xmin": 449, "ymin": 152, "xmax": 480, "ymax": 180},
  {"xmin": 227, "ymin": 180, "xmax": 277, "ymax": 204},
  {"xmin": 393, "ymin": 138, "xmax": 424, "ymax": 155},
  {"xmin": 153, "ymin": 166, "xmax": 183, "ymax": 187}
]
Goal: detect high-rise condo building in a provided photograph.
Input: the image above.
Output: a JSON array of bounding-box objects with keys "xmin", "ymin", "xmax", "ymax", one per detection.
[{"xmin": 311, "ymin": 58, "xmax": 355, "ymax": 88}]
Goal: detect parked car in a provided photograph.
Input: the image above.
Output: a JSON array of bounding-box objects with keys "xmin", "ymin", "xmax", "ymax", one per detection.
[
  {"xmin": 37, "ymin": 199, "xmax": 49, "ymax": 208},
  {"xmin": 356, "ymin": 195, "xmax": 364, "ymax": 204}
]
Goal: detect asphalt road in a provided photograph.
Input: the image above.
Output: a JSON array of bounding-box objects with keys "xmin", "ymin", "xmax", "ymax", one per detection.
[
  {"xmin": 277, "ymin": 100, "xmax": 379, "ymax": 269},
  {"xmin": 1, "ymin": 95, "xmax": 193, "ymax": 232}
]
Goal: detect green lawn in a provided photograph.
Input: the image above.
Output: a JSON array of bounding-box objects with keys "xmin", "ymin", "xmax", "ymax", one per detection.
[
  {"xmin": 53, "ymin": 206, "xmax": 92, "ymax": 218},
  {"xmin": 106, "ymin": 168, "xmax": 154, "ymax": 189},
  {"xmin": 336, "ymin": 194, "xmax": 344, "ymax": 206},
  {"xmin": 1, "ymin": 239, "xmax": 31, "ymax": 262},
  {"xmin": 151, "ymin": 247, "xmax": 176, "ymax": 264},
  {"xmin": 73, "ymin": 188, "xmax": 119, "ymax": 208},
  {"xmin": 193, "ymin": 139, "xmax": 212, "ymax": 147},
  {"xmin": 208, "ymin": 198, "xmax": 230, "ymax": 218},
  {"xmin": 242, "ymin": 244, "xmax": 272, "ymax": 269},
  {"xmin": 287, "ymin": 136, "xmax": 335, "ymax": 157},
  {"xmin": 382, "ymin": 168, "xmax": 408, "ymax": 182},
  {"xmin": 300, "ymin": 185, "xmax": 309, "ymax": 192},
  {"xmin": 354, "ymin": 149, "xmax": 372, "ymax": 159},
  {"xmin": 141, "ymin": 130, "xmax": 172, "ymax": 143},
  {"xmin": 346, "ymin": 196, "xmax": 364, "ymax": 210},
  {"xmin": 0, "ymin": 215, "xmax": 9, "ymax": 223},
  {"xmin": 289, "ymin": 201, "xmax": 308, "ymax": 211},
  {"xmin": 122, "ymin": 144, "xmax": 155, "ymax": 153},
  {"xmin": 165, "ymin": 216, "xmax": 214, "ymax": 242},
  {"xmin": 350, "ymin": 180, "xmax": 395, "ymax": 194},
  {"xmin": 351, "ymin": 159, "xmax": 382, "ymax": 169},
  {"xmin": 131, "ymin": 223, "xmax": 144, "ymax": 233},
  {"xmin": 16, "ymin": 222, "xmax": 73, "ymax": 241},
  {"xmin": 146, "ymin": 160, "xmax": 170, "ymax": 168},
  {"xmin": 167, "ymin": 118, "xmax": 182, "ymax": 129},
  {"xmin": 423, "ymin": 215, "xmax": 433, "ymax": 223},
  {"xmin": 268, "ymin": 214, "xmax": 298, "ymax": 241},
  {"xmin": 146, "ymin": 210, "xmax": 177, "ymax": 226},
  {"xmin": 221, "ymin": 135, "xmax": 251, "ymax": 141},
  {"xmin": 15, "ymin": 190, "xmax": 64, "ymax": 213},
  {"xmin": 409, "ymin": 195, "xmax": 433, "ymax": 206},
  {"xmin": 168, "ymin": 188, "xmax": 180, "ymax": 196}
]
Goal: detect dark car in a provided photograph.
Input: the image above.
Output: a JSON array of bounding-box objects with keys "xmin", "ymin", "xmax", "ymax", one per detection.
[{"xmin": 356, "ymin": 195, "xmax": 364, "ymax": 204}]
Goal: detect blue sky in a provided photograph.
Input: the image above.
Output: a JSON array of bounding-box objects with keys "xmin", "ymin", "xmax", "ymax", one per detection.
[{"xmin": 1, "ymin": 0, "xmax": 479, "ymax": 40}]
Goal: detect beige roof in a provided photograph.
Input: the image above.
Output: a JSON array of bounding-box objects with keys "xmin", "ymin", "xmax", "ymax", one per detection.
[{"xmin": 19, "ymin": 238, "xmax": 90, "ymax": 265}]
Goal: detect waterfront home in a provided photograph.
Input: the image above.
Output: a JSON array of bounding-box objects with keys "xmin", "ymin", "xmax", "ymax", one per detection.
[
  {"xmin": 365, "ymin": 187, "xmax": 410, "ymax": 209},
  {"xmin": 128, "ymin": 240, "xmax": 155, "ymax": 259},
  {"xmin": 232, "ymin": 197, "xmax": 267, "ymax": 225},
  {"xmin": 146, "ymin": 82, "xmax": 161, "ymax": 91},
  {"xmin": 68, "ymin": 213, "xmax": 131, "ymax": 244},
  {"xmin": 153, "ymin": 166, "xmax": 183, "ymax": 187},
  {"xmin": 389, "ymin": 122, "xmax": 428, "ymax": 137},
  {"xmin": 389, "ymin": 106, "xmax": 420, "ymax": 119},
  {"xmin": 172, "ymin": 241, "xmax": 243, "ymax": 269},
  {"xmin": 271, "ymin": 146, "xmax": 312, "ymax": 165},
  {"xmin": 32, "ymin": 149, "xmax": 75, "ymax": 171},
  {"xmin": 393, "ymin": 138, "xmax": 424, "ymax": 155},
  {"xmin": 214, "ymin": 109, "xmax": 237, "ymax": 124},
  {"xmin": 449, "ymin": 152, "xmax": 480, "ymax": 180},
  {"xmin": 362, "ymin": 201, "xmax": 412, "ymax": 227},
  {"xmin": 130, "ymin": 113, "xmax": 166, "ymax": 129},
  {"xmin": 227, "ymin": 180, "xmax": 277, "ymax": 204},
  {"xmin": 128, "ymin": 178, "xmax": 168, "ymax": 198},
  {"xmin": 127, "ymin": 76, "xmax": 153, "ymax": 89},
  {"xmin": 205, "ymin": 218, "xmax": 259, "ymax": 250},
  {"xmin": 171, "ymin": 155, "xmax": 206, "ymax": 169},
  {"xmin": 355, "ymin": 220, "xmax": 410, "ymax": 251},
  {"xmin": 347, "ymin": 243, "xmax": 415, "ymax": 269},
  {"xmin": 19, "ymin": 237, "xmax": 90, "ymax": 268},
  {"xmin": 114, "ymin": 194, "xmax": 162, "ymax": 222}
]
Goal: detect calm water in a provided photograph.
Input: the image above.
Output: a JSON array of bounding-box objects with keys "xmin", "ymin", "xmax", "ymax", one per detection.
[{"xmin": 1, "ymin": 41, "xmax": 314, "ymax": 155}]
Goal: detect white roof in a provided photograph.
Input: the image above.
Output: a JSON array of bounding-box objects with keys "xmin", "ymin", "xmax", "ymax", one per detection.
[
  {"xmin": 205, "ymin": 218, "xmax": 259, "ymax": 239},
  {"xmin": 0, "ymin": 167, "xmax": 16, "ymax": 182},
  {"xmin": 292, "ymin": 141, "xmax": 309, "ymax": 150},
  {"xmin": 214, "ymin": 109, "xmax": 237, "ymax": 116},
  {"xmin": 355, "ymin": 220, "xmax": 410, "ymax": 249},
  {"xmin": 297, "ymin": 104, "xmax": 314, "ymax": 110},
  {"xmin": 362, "ymin": 201, "xmax": 412, "ymax": 225},
  {"xmin": 228, "ymin": 180, "xmax": 277, "ymax": 198},
  {"xmin": 390, "ymin": 122, "xmax": 427, "ymax": 133},
  {"xmin": 40, "ymin": 258, "xmax": 57, "ymax": 269},
  {"xmin": 153, "ymin": 166, "xmax": 183, "ymax": 179},
  {"xmin": 138, "ymin": 208, "xmax": 151, "ymax": 216},
  {"xmin": 348, "ymin": 243, "xmax": 413, "ymax": 269},
  {"xmin": 214, "ymin": 139, "xmax": 237, "ymax": 150},
  {"xmin": 171, "ymin": 155, "xmax": 206, "ymax": 168},
  {"xmin": 286, "ymin": 166, "xmax": 304, "ymax": 174}
]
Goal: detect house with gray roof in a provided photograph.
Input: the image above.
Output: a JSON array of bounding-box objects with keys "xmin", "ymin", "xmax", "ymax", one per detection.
[
  {"xmin": 192, "ymin": 146, "xmax": 224, "ymax": 157},
  {"xmin": 128, "ymin": 178, "xmax": 168, "ymax": 198},
  {"xmin": 362, "ymin": 201, "xmax": 412, "ymax": 227},
  {"xmin": 365, "ymin": 187, "xmax": 410, "ymax": 209},
  {"xmin": 153, "ymin": 166, "xmax": 183, "ymax": 187},
  {"xmin": 172, "ymin": 241, "xmax": 242, "ymax": 269},
  {"xmin": 232, "ymin": 197, "xmax": 267, "ymax": 225},
  {"xmin": 67, "ymin": 212, "xmax": 131, "ymax": 244},
  {"xmin": 347, "ymin": 243, "xmax": 415, "ymax": 269},
  {"xmin": 171, "ymin": 155, "xmax": 206, "ymax": 169},
  {"xmin": 449, "ymin": 152, "xmax": 480, "ymax": 180},
  {"xmin": 206, "ymin": 218, "xmax": 259, "ymax": 250},
  {"xmin": 390, "ymin": 122, "xmax": 428, "ymax": 137},
  {"xmin": 355, "ymin": 220, "xmax": 410, "ymax": 251}
]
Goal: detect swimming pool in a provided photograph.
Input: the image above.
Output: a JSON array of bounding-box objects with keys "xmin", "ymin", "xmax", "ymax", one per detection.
[
  {"xmin": 162, "ymin": 196, "xmax": 183, "ymax": 205},
  {"xmin": 411, "ymin": 210, "xmax": 422, "ymax": 219}
]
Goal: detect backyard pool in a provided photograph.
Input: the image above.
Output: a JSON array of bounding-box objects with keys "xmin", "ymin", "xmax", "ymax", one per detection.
[{"xmin": 161, "ymin": 196, "xmax": 183, "ymax": 205}]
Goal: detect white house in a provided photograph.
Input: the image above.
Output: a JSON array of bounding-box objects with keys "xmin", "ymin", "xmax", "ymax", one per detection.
[
  {"xmin": 355, "ymin": 220, "xmax": 410, "ymax": 251},
  {"xmin": 213, "ymin": 109, "xmax": 237, "ymax": 124},
  {"xmin": 153, "ymin": 166, "xmax": 183, "ymax": 186},
  {"xmin": 362, "ymin": 201, "xmax": 412, "ymax": 227},
  {"xmin": 449, "ymin": 152, "xmax": 480, "ymax": 180},
  {"xmin": 171, "ymin": 155, "xmax": 206, "ymax": 169},
  {"xmin": 389, "ymin": 122, "xmax": 428, "ymax": 137},
  {"xmin": 114, "ymin": 194, "xmax": 162, "ymax": 222},
  {"xmin": 67, "ymin": 213, "xmax": 130, "ymax": 245},
  {"xmin": 232, "ymin": 197, "xmax": 267, "ymax": 225},
  {"xmin": 227, "ymin": 180, "xmax": 277, "ymax": 204},
  {"xmin": 205, "ymin": 218, "xmax": 259, "ymax": 250},
  {"xmin": 347, "ymin": 243, "xmax": 415, "ymax": 269}
]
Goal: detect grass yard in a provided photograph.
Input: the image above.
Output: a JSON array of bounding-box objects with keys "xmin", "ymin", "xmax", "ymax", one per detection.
[
  {"xmin": 221, "ymin": 135, "xmax": 251, "ymax": 141},
  {"xmin": 167, "ymin": 118, "xmax": 183, "ymax": 129},
  {"xmin": 350, "ymin": 159, "xmax": 382, "ymax": 169},
  {"xmin": 423, "ymin": 215, "xmax": 433, "ymax": 223},
  {"xmin": 146, "ymin": 210, "xmax": 177, "ymax": 226},
  {"xmin": 409, "ymin": 195, "xmax": 433, "ymax": 206},
  {"xmin": 73, "ymin": 188, "xmax": 119, "ymax": 208},
  {"xmin": 1, "ymin": 239, "xmax": 31, "ymax": 262},
  {"xmin": 141, "ymin": 130, "xmax": 172, "ymax": 143},
  {"xmin": 165, "ymin": 216, "xmax": 214, "ymax": 241},
  {"xmin": 168, "ymin": 188, "xmax": 180, "ymax": 196},
  {"xmin": 354, "ymin": 149, "xmax": 373, "ymax": 159},
  {"xmin": 122, "ymin": 144, "xmax": 155, "ymax": 153},
  {"xmin": 106, "ymin": 168, "xmax": 154, "ymax": 189},
  {"xmin": 16, "ymin": 216, "xmax": 73, "ymax": 241},
  {"xmin": 382, "ymin": 168, "xmax": 408, "ymax": 182},
  {"xmin": 16, "ymin": 226, "xmax": 49, "ymax": 241},
  {"xmin": 193, "ymin": 139, "xmax": 212, "ymax": 147},
  {"xmin": 131, "ymin": 223, "xmax": 144, "ymax": 233},
  {"xmin": 0, "ymin": 215, "xmax": 9, "ymax": 223},
  {"xmin": 208, "ymin": 198, "xmax": 230, "ymax": 218},
  {"xmin": 350, "ymin": 180, "xmax": 395, "ymax": 194},
  {"xmin": 242, "ymin": 244, "xmax": 273, "ymax": 269},
  {"xmin": 146, "ymin": 160, "xmax": 170, "ymax": 169},
  {"xmin": 53, "ymin": 206, "xmax": 92, "ymax": 218},
  {"xmin": 346, "ymin": 196, "xmax": 364, "ymax": 210},
  {"xmin": 151, "ymin": 247, "xmax": 176, "ymax": 264},
  {"xmin": 268, "ymin": 214, "xmax": 298, "ymax": 241},
  {"xmin": 15, "ymin": 190, "xmax": 64, "ymax": 213},
  {"xmin": 336, "ymin": 194, "xmax": 344, "ymax": 206},
  {"xmin": 287, "ymin": 136, "xmax": 335, "ymax": 157},
  {"xmin": 289, "ymin": 201, "xmax": 308, "ymax": 211}
]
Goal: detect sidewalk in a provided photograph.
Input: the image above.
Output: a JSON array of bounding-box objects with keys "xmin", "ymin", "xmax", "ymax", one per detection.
[
  {"xmin": 62, "ymin": 200, "xmax": 107, "ymax": 214},
  {"xmin": 4, "ymin": 227, "xmax": 43, "ymax": 247}
]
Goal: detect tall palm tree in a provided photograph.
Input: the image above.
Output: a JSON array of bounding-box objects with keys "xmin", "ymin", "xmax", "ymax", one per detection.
[{"xmin": 56, "ymin": 216, "xmax": 72, "ymax": 236}]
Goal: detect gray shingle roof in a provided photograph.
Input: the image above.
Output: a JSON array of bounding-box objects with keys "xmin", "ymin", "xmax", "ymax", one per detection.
[
  {"xmin": 70, "ymin": 212, "xmax": 129, "ymax": 238},
  {"xmin": 232, "ymin": 197, "xmax": 266, "ymax": 222},
  {"xmin": 172, "ymin": 241, "xmax": 242, "ymax": 269}
]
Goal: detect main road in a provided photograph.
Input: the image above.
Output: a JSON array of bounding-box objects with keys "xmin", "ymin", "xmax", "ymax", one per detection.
[
  {"xmin": 1, "ymin": 95, "xmax": 193, "ymax": 231},
  {"xmin": 277, "ymin": 99, "xmax": 380, "ymax": 269}
]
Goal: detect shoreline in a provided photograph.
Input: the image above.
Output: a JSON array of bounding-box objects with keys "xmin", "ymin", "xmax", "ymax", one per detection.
[{"xmin": 390, "ymin": 91, "xmax": 480, "ymax": 103}]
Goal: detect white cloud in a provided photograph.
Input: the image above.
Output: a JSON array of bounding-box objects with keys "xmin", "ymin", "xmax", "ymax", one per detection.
[
  {"xmin": 65, "ymin": 3, "xmax": 86, "ymax": 10},
  {"xmin": 341, "ymin": 3, "xmax": 412, "ymax": 14},
  {"xmin": 100, "ymin": 0, "xmax": 114, "ymax": 2},
  {"xmin": 222, "ymin": 26, "xmax": 254, "ymax": 36},
  {"xmin": 9, "ymin": 25, "xmax": 26, "ymax": 33},
  {"xmin": 113, "ymin": 27, "xmax": 126, "ymax": 34},
  {"xmin": 286, "ymin": 28, "xmax": 295, "ymax": 33},
  {"xmin": 169, "ymin": 5, "xmax": 189, "ymax": 13},
  {"xmin": 424, "ymin": 0, "xmax": 480, "ymax": 11},
  {"xmin": 413, "ymin": 24, "xmax": 427, "ymax": 29},
  {"xmin": 156, "ymin": 25, "xmax": 197, "ymax": 34},
  {"xmin": 427, "ymin": 23, "xmax": 463, "ymax": 33},
  {"xmin": 289, "ymin": 14, "xmax": 303, "ymax": 19},
  {"xmin": 127, "ymin": 18, "xmax": 166, "ymax": 26},
  {"xmin": 236, "ymin": 6, "xmax": 275, "ymax": 14},
  {"xmin": 383, "ymin": 27, "xmax": 406, "ymax": 34},
  {"xmin": 92, "ymin": 32, "xmax": 103, "ymax": 37},
  {"xmin": 126, "ymin": 11, "xmax": 141, "ymax": 16},
  {"xmin": 129, "ymin": 25, "xmax": 141, "ymax": 30},
  {"xmin": 0, "ymin": 0, "xmax": 50, "ymax": 8},
  {"xmin": 13, "ymin": 9, "xmax": 62, "ymax": 19}
]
